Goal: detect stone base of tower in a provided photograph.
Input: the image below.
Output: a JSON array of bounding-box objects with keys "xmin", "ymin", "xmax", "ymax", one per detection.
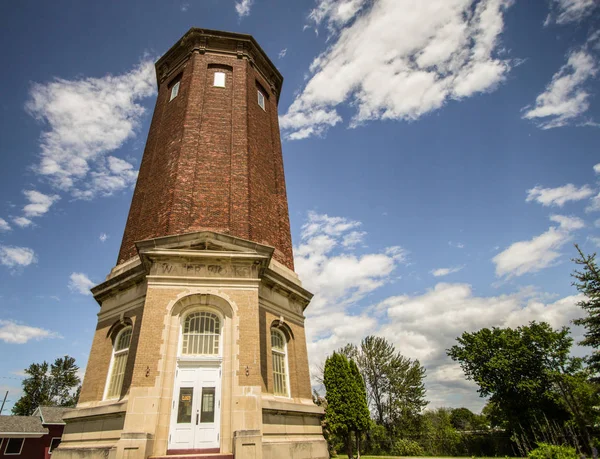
[{"xmin": 53, "ymin": 232, "xmax": 327, "ymax": 459}]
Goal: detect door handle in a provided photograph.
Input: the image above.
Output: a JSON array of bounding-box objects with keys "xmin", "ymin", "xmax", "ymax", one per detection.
[{"xmin": 196, "ymin": 412, "xmax": 199, "ymax": 425}]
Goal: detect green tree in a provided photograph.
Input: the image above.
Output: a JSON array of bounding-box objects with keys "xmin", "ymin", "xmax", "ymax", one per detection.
[
  {"xmin": 356, "ymin": 336, "xmax": 427, "ymax": 434},
  {"xmin": 572, "ymin": 244, "xmax": 600, "ymax": 380},
  {"xmin": 447, "ymin": 322, "xmax": 572, "ymax": 437},
  {"xmin": 12, "ymin": 356, "xmax": 81, "ymax": 416},
  {"xmin": 323, "ymin": 352, "xmax": 370, "ymax": 458},
  {"xmin": 349, "ymin": 359, "xmax": 370, "ymax": 458}
]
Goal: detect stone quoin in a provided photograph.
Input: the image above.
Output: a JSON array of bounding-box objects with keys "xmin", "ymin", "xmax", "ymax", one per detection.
[{"xmin": 53, "ymin": 28, "xmax": 328, "ymax": 459}]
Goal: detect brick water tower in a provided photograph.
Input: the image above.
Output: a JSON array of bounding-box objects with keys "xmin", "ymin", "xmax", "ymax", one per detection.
[{"xmin": 54, "ymin": 28, "xmax": 327, "ymax": 459}]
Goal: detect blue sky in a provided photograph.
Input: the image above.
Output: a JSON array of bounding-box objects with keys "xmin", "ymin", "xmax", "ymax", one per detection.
[{"xmin": 0, "ymin": 0, "xmax": 599, "ymax": 413}]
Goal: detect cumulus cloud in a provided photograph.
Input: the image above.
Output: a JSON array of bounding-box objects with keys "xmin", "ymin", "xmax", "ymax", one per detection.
[
  {"xmin": 431, "ymin": 266, "xmax": 464, "ymax": 277},
  {"xmin": 22, "ymin": 190, "xmax": 60, "ymax": 217},
  {"xmin": 99, "ymin": 233, "xmax": 108, "ymax": 242},
  {"xmin": 545, "ymin": 0, "xmax": 598, "ymax": 25},
  {"xmin": 0, "ymin": 245, "xmax": 37, "ymax": 268},
  {"xmin": 12, "ymin": 217, "xmax": 33, "ymax": 228},
  {"xmin": 235, "ymin": 0, "xmax": 253, "ymax": 18},
  {"xmin": 281, "ymin": 0, "xmax": 515, "ymax": 139},
  {"xmin": 0, "ymin": 218, "xmax": 10, "ymax": 232},
  {"xmin": 0, "ymin": 320, "xmax": 61, "ymax": 344},
  {"xmin": 294, "ymin": 212, "xmax": 408, "ymax": 376},
  {"xmin": 26, "ymin": 60, "xmax": 155, "ymax": 197},
  {"xmin": 526, "ymin": 183, "xmax": 595, "ymax": 207},
  {"xmin": 68, "ymin": 272, "xmax": 95, "ymax": 295},
  {"xmin": 492, "ymin": 214, "xmax": 584, "ymax": 278},
  {"xmin": 522, "ymin": 47, "xmax": 598, "ymax": 129},
  {"xmin": 378, "ymin": 285, "xmax": 585, "ymax": 409}
]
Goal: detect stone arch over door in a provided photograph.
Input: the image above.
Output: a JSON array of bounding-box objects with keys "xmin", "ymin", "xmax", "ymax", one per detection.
[{"xmin": 154, "ymin": 292, "xmax": 238, "ymax": 455}]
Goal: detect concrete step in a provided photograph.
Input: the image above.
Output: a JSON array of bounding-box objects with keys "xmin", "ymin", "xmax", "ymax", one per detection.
[{"xmin": 150, "ymin": 453, "xmax": 233, "ymax": 459}]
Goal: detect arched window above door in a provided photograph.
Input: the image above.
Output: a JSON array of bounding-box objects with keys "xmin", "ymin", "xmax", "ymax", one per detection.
[{"xmin": 181, "ymin": 311, "xmax": 221, "ymax": 356}]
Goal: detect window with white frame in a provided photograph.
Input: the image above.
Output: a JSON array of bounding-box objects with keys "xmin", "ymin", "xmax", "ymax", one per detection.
[
  {"xmin": 257, "ymin": 90, "xmax": 266, "ymax": 111},
  {"xmin": 169, "ymin": 80, "xmax": 181, "ymax": 101},
  {"xmin": 4, "ymin": 438, "xmax": 24, "ymax": 455},
  {"xmin": 49, "ymin": 437, "xmax": 61, "ymax": 454},
  {"xmin": 181, "ymin": 311, "xmax": 220, "ymax": 356},
  {"xmin": 271, "ymin": 329, "xmax": 289, "ymax": 397},
  {"xmin": 105, "ymin": 326, "xmax": 132, "ymax": 399},
  {"xmin": 213, "ymin": 72, "xmax": 226, "ymax": 87}
]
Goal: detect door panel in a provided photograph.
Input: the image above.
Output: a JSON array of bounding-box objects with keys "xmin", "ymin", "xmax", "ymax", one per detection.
[{"xmin": 169, "ymin": 365, "xmax": 221, "ymax": 450}]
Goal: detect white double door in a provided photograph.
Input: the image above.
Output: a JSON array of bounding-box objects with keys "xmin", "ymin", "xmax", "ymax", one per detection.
[{"xmin": 169, "ymin": 363, "xmax": 221, "ymax": 450}]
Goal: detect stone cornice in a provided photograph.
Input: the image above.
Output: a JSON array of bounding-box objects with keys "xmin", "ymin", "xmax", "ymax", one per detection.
[{"xmin": 155, "ymin": 28, "xmax": 284, "ymax": 102}]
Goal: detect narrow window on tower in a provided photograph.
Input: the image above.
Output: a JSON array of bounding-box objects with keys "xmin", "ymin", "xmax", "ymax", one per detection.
[
  {"xmin": 271, "ymin": 328, "xmax": 290, "ymax": 397},
  {"xmin": 169, "ymin": 80, "xmax": 181, "ymax": 101},
  {"xmin": 257, "ymin": 90, "xmax": 266, "ymax": 111},
  {"xmin": 213, "ymin": 72, "xmax": 226, "ymax": 88}
]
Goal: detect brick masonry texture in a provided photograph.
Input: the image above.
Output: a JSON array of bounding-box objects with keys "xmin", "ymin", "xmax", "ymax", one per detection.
[{"xmin": 118, "ymin": 42, "xmax": 295, "ymax": 270}]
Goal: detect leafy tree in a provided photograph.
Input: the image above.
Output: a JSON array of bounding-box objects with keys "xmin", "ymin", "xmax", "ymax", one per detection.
[
  {"xmin": 12, "ymin": 356, "xmax": 81, "ymax": 416},
  {"xmin": 447, "ymin": 322, "xmax": 572, "ymax": 437},
  {"xmin": 356, "ymin": 336, "xmax": 427, "ymax": 434},
  {"xmin": 572, "ymin": 244, "xmax": 600, "ymax": 380},
  {"xmin": 420, "ymin": 408, "xmax": 462, "ymax": 456},
  {"xmin": 450, "ymin": 407, "xmax": 488, "ymax": 431}
]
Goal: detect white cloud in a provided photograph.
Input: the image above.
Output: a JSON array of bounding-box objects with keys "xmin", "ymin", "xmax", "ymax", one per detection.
[
  {"xmin": 431, "ymin": 265, "xmax": 464, "ymax": 277},
  {"xmin": 0, "ymin": 218, "xmax": 10, "ymax": 232},
  {"xmin": 307, "ymin": 0, "xmax": 370, "ymax": 34},
  {"xmin": 181, "ymin": 2, "xmax": 189, "ymax": 12},
  {"xmin": 68, "ymin": 272, "xmax": 95, "ymax": 295},
  {"xmin": 235, "ymin": 0, "xmax": 253, "ymax": 18},
  {"xmin": 0, "ymin": 320, "xmax": 60, "ymax": 344},
  {"xmin": 546, "ymin": 0, "xmax": 597, "ymax": 25},
  {"xmin": 26, "ymin": 60, "xmax": 155, "ymax": 197},
  {"xmin": 12, "ymin": 217, "xmax": 33, "ymax": 228},
  {"xmin": 594, "ymin": 163, "xmax": 600, "ymax": 174},
  {"xmin": 492, "ymin": 214, "xmax": 583, "ymax": 278},
  {"xmin": 0, "ymin": 245, "xmax": 37, "ymax": 268},
  {"xmin": 449, "ymin": 241, "xmax": 465, "ymax": 249},
  {"xmin": 71, "ymin": 156, "xmax": 138, "ymax": 200},
  {"xmin": 22, "ymin": 190, "xmax": 60, "ymax": 217},
  {"xmin": 278, "ymin": 48, "xmax": 288, "ymax": 59},
  {"xmin": 294, "ymin": 212, "xmax": 408, "ymax": 376},
  {"xmin": 522, "ymin": 48, "xmax": 598, "ymax": 129},
  {"xmin": 281, "ymin": 0, "xmax": 515, "ymax": 139},
  {"xmin": 526, "ymin": 183, "xmax": 595, "ymax": 207},
  {"xmin": 99, "ymin": 233, "xmax": 108, "ymax": 242},
  {"xmin": 378, "ymin": 284, "xmax": 585, "ymax": 409},
  {"xmin": 587, "ymin": 193, "xmax": 600, "ymax": 212}
]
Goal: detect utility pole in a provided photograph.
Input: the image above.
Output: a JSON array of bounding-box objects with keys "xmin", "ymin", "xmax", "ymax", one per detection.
[{"xmin": 0, "ymin": 391, "xmax": 8, "ymax": 415}]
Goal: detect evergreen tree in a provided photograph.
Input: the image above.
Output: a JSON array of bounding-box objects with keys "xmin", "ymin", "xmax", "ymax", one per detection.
[
  {"xmin": 349, "ymin": 358, "xmax": 370, "ymax": 458},
  {"xmin": 572, "ymin": 244, "xmax": 600, "ymax": 380},
  {"xmin": 12, "ymin": 355, "xmax": 81, "ymax": 416},
  {"xmin": 324, "ymin": 352, "xmax": 371, "ymax": 458}
]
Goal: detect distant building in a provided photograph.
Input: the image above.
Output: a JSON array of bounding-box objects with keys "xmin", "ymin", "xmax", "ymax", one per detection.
[
  {"xmin": 0, "ymin": 406, "xmax": 69, "ymax": 458},
  {"xmin": 54, "ymin": 29, "xmax": 327, "ymax": 459}
]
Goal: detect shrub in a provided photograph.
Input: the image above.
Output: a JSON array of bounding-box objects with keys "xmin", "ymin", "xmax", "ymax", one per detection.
[
  {"xmin": 391, "ymin": 438, "xmax": 425, "ymax": 456},
  {"xmin": 528, "ymin": 443, "xmax": 577, "ymax": 459}
]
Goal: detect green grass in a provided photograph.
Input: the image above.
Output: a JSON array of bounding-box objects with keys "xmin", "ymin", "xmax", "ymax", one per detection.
[{"xmin": 334, "ymin": 456, "xmax": 520, "ymax": 459}]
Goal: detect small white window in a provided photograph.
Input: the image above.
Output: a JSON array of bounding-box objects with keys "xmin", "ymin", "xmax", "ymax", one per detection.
[
  {"xmin": 213, "ymin": 72, "xmax": 226, "ymax": 88},
  {"xmin": 49, "ymin": 437, "xmax": 61, "ymax": 454},
  {"xmin": 104, "ymin": 326, "xmax": 132, "ymax": 400},
  {"xmin": 4, "ymin": 438, "xmax": 24, "ymax": 455},
  {"xmin": 257, "ymin": 90, "xmax": 266, "ymax": 111},
  {"xmin": 271, "ymin": 328, "xmax": 290, "ymax": 397},
  {"xmin": 169, "ymin": 81, "xmax": 180, "ymax": 101}
]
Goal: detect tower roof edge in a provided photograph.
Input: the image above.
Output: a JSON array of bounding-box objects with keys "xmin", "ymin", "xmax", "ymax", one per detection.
[{"xmin": 155, "ymin": 28, "xmax": 284, "ymax": 100}]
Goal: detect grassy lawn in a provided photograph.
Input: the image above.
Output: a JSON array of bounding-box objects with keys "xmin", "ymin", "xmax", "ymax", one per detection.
[{"xmin": 334, "ymin": 456, "xmax": 519, "ymax": 459}]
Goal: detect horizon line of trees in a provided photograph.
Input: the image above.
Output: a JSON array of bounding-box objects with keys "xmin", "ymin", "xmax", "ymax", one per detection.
[{"xmin": 319, "ymin": 244, "xmax": 600, "ymax": 457}]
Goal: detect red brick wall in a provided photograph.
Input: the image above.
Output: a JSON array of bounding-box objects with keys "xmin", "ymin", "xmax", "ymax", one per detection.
[{"xmin": 117, "ymin": 46, "xmax": 294, "ymax": 270}]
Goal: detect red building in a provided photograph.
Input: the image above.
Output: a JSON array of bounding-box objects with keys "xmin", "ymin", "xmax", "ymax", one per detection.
[{"xmin": 0, "ymin": 407, "xmax": 69, "ymax": 458}]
